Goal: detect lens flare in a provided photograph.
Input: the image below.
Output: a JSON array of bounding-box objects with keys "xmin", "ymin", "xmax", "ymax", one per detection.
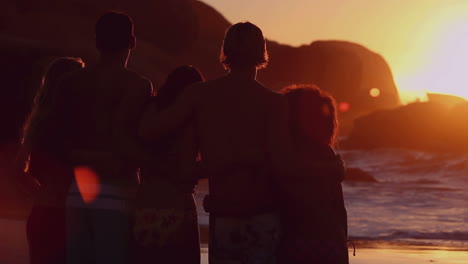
[
  {"xmin": 338, "ymin": 102, "xmax": 350, "ymax": 112},
  {"xmin": 370, "ymin": 88, "xmax": 381, "ymax": 98},
  {"xmin": 74, "ymin": 166, "xmax": 100, "ymax": 204}
]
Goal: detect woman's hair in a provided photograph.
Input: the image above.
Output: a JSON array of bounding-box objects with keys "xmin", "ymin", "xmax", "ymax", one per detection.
[
  {"xmin": 155, "ymin": 65, "xmax": 204, "ymax": 111},
  {"xmin": 220, "ymin": 22, "xmax": 269, "ymax": 70},
  {"xmin": 21, "ymin": 57, "xmax": 84, "ymax": 155},
  {"xmin": 280, "ymin": 84, "xmax": 338, "ymax": 147}
]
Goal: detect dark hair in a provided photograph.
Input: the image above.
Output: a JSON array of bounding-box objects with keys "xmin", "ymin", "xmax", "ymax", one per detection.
[
  {"xmin": 155, "ymin": 65, "xmax": 204, "ymax": 111},
  {"xmin": 22, "ymin": 57, "xmax": 84, "ymax": 155},
  {"xmin": 220, "ymin": 22, "xmax": 269, "ymax": 70},
  {"xmin": 96, "ymin": 11, "xmax": 135, "ymax": 52},
  {"xmin": 280, "ymin": 84, "xmax": 338, "ymax": 147}
]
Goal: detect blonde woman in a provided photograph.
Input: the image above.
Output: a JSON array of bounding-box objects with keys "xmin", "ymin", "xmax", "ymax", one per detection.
[{"xmin": 20, "ymin": 57, "xmax": 84, "ymax": 264}]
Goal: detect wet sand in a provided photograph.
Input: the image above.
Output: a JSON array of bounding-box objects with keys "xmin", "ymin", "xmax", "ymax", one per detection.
[
  {"xmin": 2, "ymin": 218, "xmax": 466, "ymax": 264},
  {"xmin": 200, "ymin": 244, "xmax": 468, "ymax": 264},
  {"xmin": 347, "ymin": 247, "xmax": 468, "ymax": 264}
]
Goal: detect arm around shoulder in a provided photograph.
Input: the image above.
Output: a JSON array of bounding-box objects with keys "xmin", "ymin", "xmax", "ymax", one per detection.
[{"xmin": 139, "ymin": 82, "xmax": 199, "ymax": 143}]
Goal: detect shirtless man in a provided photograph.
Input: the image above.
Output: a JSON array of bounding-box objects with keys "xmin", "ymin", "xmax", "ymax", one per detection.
[
  {"xmin": 54, "ymin": 12, "xmax": 152, "ymax": 264},
  {"xmin": 140, "ymin": 22, "xmax": 292, "ymax": 264}
]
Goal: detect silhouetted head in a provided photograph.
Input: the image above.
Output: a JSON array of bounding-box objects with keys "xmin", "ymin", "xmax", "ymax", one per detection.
[
  {"xmin": 220, "ymin": 22, "xmax": 269, "ymax": 70},
  {"xmin": 95, "ymin": 12, "xmax": 135, "ymax": 53},
  {"xmin": 156, "ymin": 65, "xmax": 204, "ymax": 111},
  {"xmin": 36, "ymin": 58, "xmax": 85, "ymax": 106},
  {"xmin": 22, "ymin": 57, "xmax": 84, "ymax": 152},
  {"xmin": 281, "ymin": 84, "xmax": 338, "ymax": 147}
]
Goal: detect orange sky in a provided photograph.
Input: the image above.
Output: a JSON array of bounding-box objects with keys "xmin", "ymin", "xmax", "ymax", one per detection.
[{"xmin": 201, "ymin": 0, "xmax": 468, "ymax": 103}]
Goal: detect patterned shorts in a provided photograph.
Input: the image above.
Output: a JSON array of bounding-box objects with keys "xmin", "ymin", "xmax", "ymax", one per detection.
[
  {"xmin": 133, "ymin": 206, "xmax": 198, "ymax": 248},
  {"xmin": 209, "ymin": 213, "xmax": 281, "ymax": 264}
]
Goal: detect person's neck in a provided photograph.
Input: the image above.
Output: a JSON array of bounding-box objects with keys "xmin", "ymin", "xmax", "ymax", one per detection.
[
  {"xmin": 98, "ymin": 50, "xmax": 130, "ymax": 69},
  {"xmin": 228, "ymin": 66, "xmax": 257, "ymax": 80}
]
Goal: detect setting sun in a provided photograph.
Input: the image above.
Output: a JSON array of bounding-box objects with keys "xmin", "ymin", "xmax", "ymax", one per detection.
[{"xmin": 396, "ymin": 17, "xmax": 468, "ymax": 102}]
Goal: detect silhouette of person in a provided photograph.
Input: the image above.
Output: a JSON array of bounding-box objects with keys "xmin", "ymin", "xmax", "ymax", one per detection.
[
  {"xmin": 132, "ymin": 65, "xmax": 204, "ymax": 264},
  {"xmin": 278, "ymin": 85, "xmax": 348, "ymax": 264},
  {"xmin": 19, "ymin": 57, "xmax": 85, "ymax": 264},
  {"xmin": 52, "ymin": 12, "xmax": 153, "ymax": 264},
  {"xmin": 140, "ymin": 22, "xmax": 294, "ymax": 264}
]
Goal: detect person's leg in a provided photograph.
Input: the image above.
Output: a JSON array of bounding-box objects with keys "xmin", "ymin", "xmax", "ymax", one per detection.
[
  {"xmin": 46, "ymin": 207, "xmax": 67, "ymax": 264},
  {"xmin": 66, "ymin": 207, "xmax": 93, "ymax": 264},
  {"xmin": 92, "ymin": 209, "xmax": 131, "ymax": 264},
  {"xmin": 27, "ymin": 205, "xmax": 67, "ymax": 264},
  {"xmin": 27, "ymin": 205, "xmax": 45, "ymax": 264},
  {"xmin": 176, "ymin": 195, "xmax": 201, "ymax": 264}
]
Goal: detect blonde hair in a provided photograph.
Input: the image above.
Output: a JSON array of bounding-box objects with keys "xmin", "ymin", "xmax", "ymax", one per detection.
[{"xmin": 20, "ymin": 57, "xmax": 84, "ymax": 171}]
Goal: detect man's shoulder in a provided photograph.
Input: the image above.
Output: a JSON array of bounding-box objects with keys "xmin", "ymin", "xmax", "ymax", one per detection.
[
  {"xmin": 253, "ymin": 84, "xmax": 286, "ymax": 109},
  {"xmin": 258, "ymin": 82, "xmax": 278, "ymax": 94},
  {"xmin": 123, "ymin": 68, "xmax": 151, "ymax": 83},
  {"xmin": 120, "ymin": 68, "xmax": 153, "ymax": 95},
  {"xmin": 253, "ymin": 81, "xmax": 284, "ymax": 101}
]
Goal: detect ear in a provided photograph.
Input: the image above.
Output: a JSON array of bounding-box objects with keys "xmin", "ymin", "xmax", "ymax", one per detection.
[{"xmin": 129, "ymin": 36, "xmax": 136, "ymax": 49}]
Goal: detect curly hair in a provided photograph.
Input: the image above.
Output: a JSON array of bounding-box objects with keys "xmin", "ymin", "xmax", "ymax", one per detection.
[
  {"xmin": 220, "ymin": 22, "xmax": 269, "ymax": 70},
  {"xmin": 280, "ymin": 84, "xmax": 338, "ymax": 147}
]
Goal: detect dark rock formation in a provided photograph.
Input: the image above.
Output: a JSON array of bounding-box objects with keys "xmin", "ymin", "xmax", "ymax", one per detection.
[
  {"xmin": 263, "ymin": 40, "xmax": 400, "ymax": 133},
  {"xmin": 343, "ymin": 101, "xmax": 468, "ymax": 151},
  {"xmin": 440, "ymin": 101, "xmax": 468, "ymax": 150},
  {"xmin": 427, "ymin": 92, "xmax": 466, "ymax": 107}
]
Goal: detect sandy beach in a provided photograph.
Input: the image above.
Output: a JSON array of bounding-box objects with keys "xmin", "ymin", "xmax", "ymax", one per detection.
[{"xmin": 2, "ymin": 218, "xmax": 466, "ymax": 264}]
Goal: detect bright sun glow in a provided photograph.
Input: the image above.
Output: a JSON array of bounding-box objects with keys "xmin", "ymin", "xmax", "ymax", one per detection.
[{"xmin": 396, "ymin": 17, "xmax": 468, "ymax": 103}]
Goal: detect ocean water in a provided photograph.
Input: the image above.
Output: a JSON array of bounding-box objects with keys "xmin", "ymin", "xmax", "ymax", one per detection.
[
  {"xmin": 194, "ymin": 149, "xmax": 468, "ymax": 248},
  {"xmin": 340, "ymin": 149, "xmax": 468, "ymax": 248}
]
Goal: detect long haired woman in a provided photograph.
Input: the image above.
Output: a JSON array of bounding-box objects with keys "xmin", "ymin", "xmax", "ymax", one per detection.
[{"xmin": 20, "ymin": 57, "xmax": 84, "ymax": 264}]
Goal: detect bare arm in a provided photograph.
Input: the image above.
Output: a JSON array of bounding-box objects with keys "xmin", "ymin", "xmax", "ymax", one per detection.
[
  {"xmin": 14, "ymin": 148, "xmax": 40, "ymax": 199},
  {"xmin": 139, "ymin": 83, "xmax": 198, "ymax": 143}
]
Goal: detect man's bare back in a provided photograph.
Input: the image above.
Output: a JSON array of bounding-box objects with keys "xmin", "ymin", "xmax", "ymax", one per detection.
[
  {"xmin": 56, "ymin": 65, "xmax": 152, "ymax": 185},
  {"xmin": 191, "ymin": 76, "xmax": 281, "ymax": 168}
]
